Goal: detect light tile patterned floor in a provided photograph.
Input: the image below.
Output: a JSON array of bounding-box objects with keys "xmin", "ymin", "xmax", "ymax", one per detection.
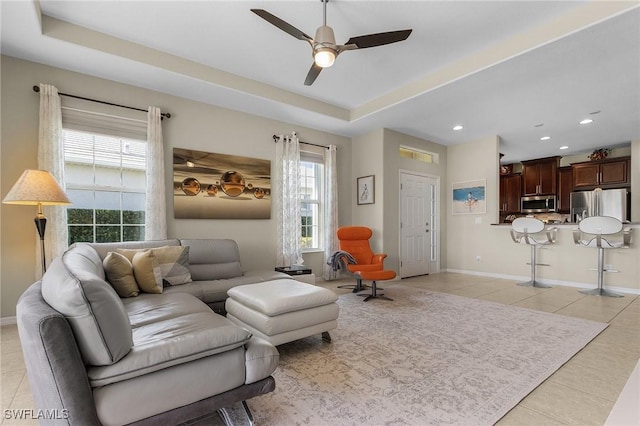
[{"xmin": 1, "ymin": 273, "xmax": 638, "ymax": 425}]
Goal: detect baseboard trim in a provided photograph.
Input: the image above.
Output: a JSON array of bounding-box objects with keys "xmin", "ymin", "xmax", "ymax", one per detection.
[
  {"xmin": 445, "ymin": 269, "xmax": 640, "ymax": 296},
  {"xmin": 1, "ymin": 316, "xmax": 17, "ymax": 326}
]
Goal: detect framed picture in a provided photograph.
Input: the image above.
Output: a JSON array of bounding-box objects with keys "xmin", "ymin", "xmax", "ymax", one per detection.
[
  {"xmin": 452, "ymin": 179, "xmax": 486, "ymax": 215},
  {"xmin": 173, "ymin": 148, "xmax": 271, "ymax": 219},
  {"xmin": 357, "ymin": 175, "xmax": 375, "ymax": 205}
]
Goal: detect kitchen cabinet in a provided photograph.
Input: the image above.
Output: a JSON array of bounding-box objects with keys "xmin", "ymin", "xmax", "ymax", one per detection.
[
  {"xmin": 521, "ymin": 157, "xmax": 560, "ymax": 196},
  {"xmin": 557, "ymin": 166, "xmax": 572, "ymax": 213},
  {"xmin": 572, "ymin": 156, "xmax": 630, "ymax": 189},
  {"xmin": 500, "ymin": 173, "xmax": 521, "ymax": 213}
]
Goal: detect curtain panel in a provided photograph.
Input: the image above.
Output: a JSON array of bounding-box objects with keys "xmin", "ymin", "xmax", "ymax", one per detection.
[
  {"xmin": 145, "ymin": 107, "xmax": 167, "ymax": 240},
  {"xmin": 37, "ymin": 84, "xmax": 68, "ymax": 275},
  {"xmin": 275, "ymin": 133, "xmax": 303, "ymax": 266},
  {"xmin": 323, "ymin": 145, "xmax": 339, "ymax": 280}
]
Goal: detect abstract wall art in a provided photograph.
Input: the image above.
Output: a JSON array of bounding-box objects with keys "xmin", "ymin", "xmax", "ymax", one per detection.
[{"xmin": 173, "ymin": 148, "xmax": 271, "ymax": 219}]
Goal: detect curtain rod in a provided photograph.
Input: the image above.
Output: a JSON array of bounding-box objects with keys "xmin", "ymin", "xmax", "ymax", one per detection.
[
  {"xmin": 272, "ymin": 134, "xmax": 330, "ymax": 150},
  {"xmin": 32, "ymin": 85, "xmax": 171, "ymax": 119}
]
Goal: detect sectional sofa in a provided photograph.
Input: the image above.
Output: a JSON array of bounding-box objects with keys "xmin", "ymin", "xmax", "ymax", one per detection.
[{"xmin": 16, "ymin": 238, "xmax": 292, "ymax": 425}]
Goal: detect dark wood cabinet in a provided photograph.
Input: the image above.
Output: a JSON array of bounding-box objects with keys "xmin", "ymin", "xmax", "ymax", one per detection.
[
  {"xmin": 521, "ymin": 157, "xmax": 560, "ymax": 195},
  {"xmin": 557, "ymin": 166, "xmax": 573, "ymax": 213},
  {"xmin": 572, "ymin": 157, "xmax": 630, "ymax": 190},
  {"xmin": 500, "ymin": 173, "xmax": 521, "ymax": 213}
]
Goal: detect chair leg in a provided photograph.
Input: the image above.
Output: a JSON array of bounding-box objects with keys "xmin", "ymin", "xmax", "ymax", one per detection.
[
  {"xmin": 580, "ymin": 247, "xmax": 623, "ymax": 297},
  {"xmin": 358, "ymin": 281, "xmax": 393, "ymax": 302},
  {"xmin": 517, "ymin": 244, "xmax": 552, "ymax": 288},
  {"xmin": 337, "ymin": 278, "xmax": 370, "ymax": 293}
]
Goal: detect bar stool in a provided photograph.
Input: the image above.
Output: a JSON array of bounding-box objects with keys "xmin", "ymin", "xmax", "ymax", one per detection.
[
  {"xmin": 510, "ymin": 217, "xmax": 557, "ymax": 288},
  {"xmin": 573, "ymin": 216, "xmax": 632, "ymax": 297},
  {"xmin": 357, "ymin": 270, "xmax": 396, "ymax": 302}
]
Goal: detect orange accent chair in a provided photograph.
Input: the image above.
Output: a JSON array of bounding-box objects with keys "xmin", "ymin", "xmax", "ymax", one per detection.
[{"xmin": 337, "ymin": 226, "xmax": 389, "ymax": 292}]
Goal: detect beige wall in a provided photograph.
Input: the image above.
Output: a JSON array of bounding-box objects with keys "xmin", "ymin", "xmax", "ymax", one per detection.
[
  {"xmin": 0, "ymin": 55, "xmax": 352, "ymax": 318},
  {"xmin": 351, "ymin": 129, "xmax": 385, "ymax": 252},
  {"xmin": 446, "ymin": 136, "xmax": 501, "ymax": 271}
]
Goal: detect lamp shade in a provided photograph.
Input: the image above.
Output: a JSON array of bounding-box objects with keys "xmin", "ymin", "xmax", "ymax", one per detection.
[{"xmin": 2, "ymin": 169, "xmax": 71, "ymax": 206}]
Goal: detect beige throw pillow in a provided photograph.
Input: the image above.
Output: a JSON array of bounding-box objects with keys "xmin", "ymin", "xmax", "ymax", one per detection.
[
  {"xmin": 117, "ymin": 246, "xmax": 192, "ymax": 287},
  {"xmin": 130, "ymin": 250, "xmax": 163, "ymax": 294},
  {"xmin": 103, "ymin": 252, "xmax": 139, "ymax": 298}
]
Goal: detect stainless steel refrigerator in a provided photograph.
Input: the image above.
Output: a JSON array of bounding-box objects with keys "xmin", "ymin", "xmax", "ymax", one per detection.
[{"xmin": 570, "ymin": 188, "xmax": 630, "ymax": 223}]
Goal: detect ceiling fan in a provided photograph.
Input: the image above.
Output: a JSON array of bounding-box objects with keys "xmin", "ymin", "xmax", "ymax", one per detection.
[{"xmin": 251, "ymin": 0, "xmax": 412, "ymax": 86}]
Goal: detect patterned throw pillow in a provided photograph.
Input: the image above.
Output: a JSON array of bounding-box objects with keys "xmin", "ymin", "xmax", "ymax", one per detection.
[
  {"xmin": 103, "ymin": 252, "xmax": 140, "ymax": 298},
  {"xmin": 117, "ymin": 246, "xmax": 192, "ymax": 288},
  {"xmin": 151, "ymin": 246, "xmax": 193, "ymax": 286}
]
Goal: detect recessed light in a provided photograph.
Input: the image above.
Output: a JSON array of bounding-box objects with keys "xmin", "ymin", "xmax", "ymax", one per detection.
[
  {"xmin": 579, "ymin": 118, "xmax": 594, "ymax": 125},
  {"xmin": 540, "ymin": 136, "xmax": 551, "ymax": 141},
  {"xmin": 534, "ymin": 123, "xmax": 544, "ymax": 127},
  {"xmin": 453, "ymin": 125, "xmax": 463, "ymax": 131},
  {"xmin": 559, "ymin": 146, "xmax": 569, "ymax": 150}
]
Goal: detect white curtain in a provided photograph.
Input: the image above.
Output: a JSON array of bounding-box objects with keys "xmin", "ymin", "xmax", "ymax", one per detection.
[
  {"xmin": 323, "ymin": 145, "xmax": 339, "ymax": 280},
  {"xmin": 37, "ymin": 84, "xmax": 68, "ymax": 275},
  {"xmin": 145, "ymin": 107, "xmax": 167, "ymax": 240},
  {"xmin": 275, "ymin": 132, "xmax": 303, "ymax": 267}
]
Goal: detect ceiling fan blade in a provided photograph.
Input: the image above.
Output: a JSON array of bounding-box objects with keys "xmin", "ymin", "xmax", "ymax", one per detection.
[
  {"xmin": 345, "ymin": 29, "xmax": 412, "ymax": 49},
  {"xmin": 304, "ymin": 63, "xmax": 323, "ymax": 86},
  {"xmin": 251, "ymin": 9, "xmax": 312, "ymax": 42}
]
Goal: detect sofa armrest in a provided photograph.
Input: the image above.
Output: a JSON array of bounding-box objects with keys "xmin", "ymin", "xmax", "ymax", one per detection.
[
  {"xmin": 372, "ymin": 253, "xmax": 388, "ymax": 264},
  {"xmin": 17, "ymin": 283, "xmax": 101, "ymax": 426},
  {"xmin": 244, "ymin": 337, "xmax": 279, "ymax": 384}
]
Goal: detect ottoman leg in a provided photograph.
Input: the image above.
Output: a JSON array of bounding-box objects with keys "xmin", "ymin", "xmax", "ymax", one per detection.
[{"xmin": 322, "ymin": 331, "xmax": 332, "ymax": 342}]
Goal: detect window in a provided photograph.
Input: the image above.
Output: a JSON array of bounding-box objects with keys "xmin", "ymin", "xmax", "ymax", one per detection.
[
  {"xmin": 300, "ymin": 155, "xmax": 324, "ymax": 251},
  {"xmin": 399, "ymin": 146, "xmax": 439, "ymax": 164},
  {"xmin": 64, "ymin": 129, "xmax": 147, "ymax": 245}
]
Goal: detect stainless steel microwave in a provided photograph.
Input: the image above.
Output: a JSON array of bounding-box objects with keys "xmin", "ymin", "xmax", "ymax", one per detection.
[{"xmin": 521, "ymin": 195, "xmax": 556, "ymax": 213}]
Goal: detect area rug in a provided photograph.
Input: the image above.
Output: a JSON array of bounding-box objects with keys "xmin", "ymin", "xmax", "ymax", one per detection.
[{"xmin": 248, "ymin": 285, "xmax": 608, "ymax": 426}]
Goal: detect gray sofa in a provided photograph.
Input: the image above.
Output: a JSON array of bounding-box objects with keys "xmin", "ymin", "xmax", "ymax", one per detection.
[{"xmin": 16, "ymin": 239, "xmax": 291, "ymax": 425}]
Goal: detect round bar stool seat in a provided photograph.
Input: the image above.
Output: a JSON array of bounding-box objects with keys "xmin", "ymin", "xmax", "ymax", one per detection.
[
  {"xmin": 573, "ymin": 216, "xmax": 632, "ymax": 297},
  {"xmin": 510, "ymin": 217, "xmax": 557, "ymax": 288},
  {"xmin": 357, "ymin": 270, "xmax": 396, "ymax": 302}
]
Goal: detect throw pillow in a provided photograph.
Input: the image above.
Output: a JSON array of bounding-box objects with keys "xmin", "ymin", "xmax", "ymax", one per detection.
[
  {"xmin": 118, "ymin": 246, "xmax": 192, "ymax": 287},
  {"xmin": 130, "ymin": 250, "xmax": 163, "ymax": 294},
  {"xmin": 103, "ymin": 252, "xmax": 139, "ymax": 298},
  {"xmin": 151, "ymin": 246, "xmax": 193, "ymax": 286}
]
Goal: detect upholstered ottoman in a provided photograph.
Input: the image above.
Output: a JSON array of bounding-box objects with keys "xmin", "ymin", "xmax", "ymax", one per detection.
[{"xmin": 226, "ymin": 279, "xmax": 339, "ymax": 346}]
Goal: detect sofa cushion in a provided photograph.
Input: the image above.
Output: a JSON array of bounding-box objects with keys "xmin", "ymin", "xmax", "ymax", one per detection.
[
  {"xmin": 122, "ymin": 292, "xmax": 212, "ymax": 328},
  {"xmin": 41, "ymin": 244, "xmax": 133, "ymax": 366},
  {"xmin": 180, "ymin": 239, "xmax": 243, "ymax": 280},
  {"xmin": 103, "ymin": 252, "xmax": 139, "ymax": 297},
  {"xmin": 88, "ymin": 294, "xmax": 252, "ymax": 387}
]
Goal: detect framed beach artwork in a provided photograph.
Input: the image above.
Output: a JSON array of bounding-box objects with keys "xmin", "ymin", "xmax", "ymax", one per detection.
[
  {"xmin": 452, "ymin": 179, "xmax": 486, "ymax": 215},
  {"xmin": 173, "ymin": 148, "xmax": 271, "ymax": 219},
  {"xmin": 357, "ymin": 175, "xmax": 375, "ymax": 205}
]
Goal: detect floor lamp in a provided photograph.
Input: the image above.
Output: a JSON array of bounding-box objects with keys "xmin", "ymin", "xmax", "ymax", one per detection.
[{"xmin": 2, "ymin": 169, "xmax": 71, "ymax": 273}]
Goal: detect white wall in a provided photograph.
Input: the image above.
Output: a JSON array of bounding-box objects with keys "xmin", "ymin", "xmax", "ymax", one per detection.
[{"xmin": 0, "ymin": 55, "xmax": 352, "ymax": 317}]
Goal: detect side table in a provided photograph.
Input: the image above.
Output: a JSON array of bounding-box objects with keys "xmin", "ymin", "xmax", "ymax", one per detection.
[{"xmin": 275, "ymin": 266, "xmax": 316, "ymax": 285}]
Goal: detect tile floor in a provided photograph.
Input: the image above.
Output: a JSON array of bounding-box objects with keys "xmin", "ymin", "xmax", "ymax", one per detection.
[{"xmin": 1, "ymin": 273, "xmax": 638, "ymax": 425}]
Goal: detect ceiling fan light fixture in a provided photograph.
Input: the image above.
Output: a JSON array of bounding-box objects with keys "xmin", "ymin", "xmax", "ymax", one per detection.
[{"xmin": 314, "ymin": 48, "xmax": 336, "ymax": 68}]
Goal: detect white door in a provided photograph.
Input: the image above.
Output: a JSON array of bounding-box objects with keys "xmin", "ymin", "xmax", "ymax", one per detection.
[{"xmin": 400, "ymin": 172, "xmax": 438, "ymax": 278}]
